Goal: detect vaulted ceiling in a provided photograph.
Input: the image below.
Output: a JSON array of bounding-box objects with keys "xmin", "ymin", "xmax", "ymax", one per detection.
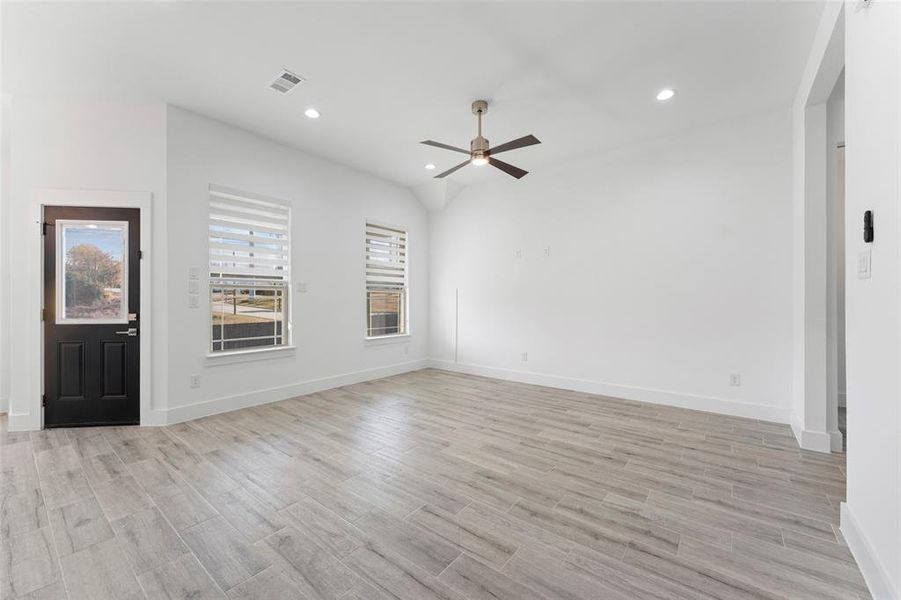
[{"xmin": 3, "ymin": 1, "xmax": 823, "ymax": 188}]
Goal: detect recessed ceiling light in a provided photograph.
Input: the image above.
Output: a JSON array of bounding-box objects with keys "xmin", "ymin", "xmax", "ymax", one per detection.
[
  {"xmin": 656, "ymin": 89, "xmax": 676, "ymax": 101},
  {"xmin": 304, "ymin": 108, "xmax": 320, "ymax": 119},
  {"xmin": 425, "ymin": 163, "xmax": 436, "ymax": 170}
]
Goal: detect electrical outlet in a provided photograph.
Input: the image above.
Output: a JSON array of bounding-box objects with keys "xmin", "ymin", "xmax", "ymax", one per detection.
[
  {"xmin": 514, "ymin": 248, "xmax": 522, "ymax": 259},
  {"xmin": 190, "ymin": 374, "xmax": 200, "ymax": 389},
  {"xmin": 544, "ymin": 246, "xmax": 551, "ymax": 257},
  {"xmin": 521, "ymin": 352, "xmax": 528, "ymax": 362},
  {"xmin": 730, "ymin": 373, "xmax": 741, "ymax": 387},
  {"xmin": 297, "ymin": 281, "xmax": 308, "ymax": 293}
]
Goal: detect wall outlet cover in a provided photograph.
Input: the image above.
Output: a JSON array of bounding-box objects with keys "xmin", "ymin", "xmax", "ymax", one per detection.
[
  {"xmin": 189, "ymin": 375, "xmax": 200, "ymax": 389},
  {"xmin": 730, "ymin": 373, "xmax": 741, "ymax": 386}
]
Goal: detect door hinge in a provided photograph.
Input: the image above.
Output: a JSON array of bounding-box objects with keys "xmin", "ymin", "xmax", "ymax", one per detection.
[
  {"xmin": 41, "ymin": 222, "xmax": 49, "ymax": 236},
  {"xmin": 138, "ymin": 250, "xmax": 143, "ymax": 259},
  {"xmin": 42, "ymin": 394, "xmax": 46, "ymax": 407},
  {"xmin": 41, "ymin": 308, "xmax": 46, "ymax": 321}
]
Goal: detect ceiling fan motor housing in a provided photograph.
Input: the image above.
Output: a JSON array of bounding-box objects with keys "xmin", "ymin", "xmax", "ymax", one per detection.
[{"xmin": 471, "ymin": 135, "xmax": 489, "ymax": 158}]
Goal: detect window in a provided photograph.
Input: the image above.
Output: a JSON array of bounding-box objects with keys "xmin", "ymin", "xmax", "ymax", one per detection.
[
  {"xmin": 365, "ymin": 222, "xmax": 408, "ymax": 338},
  {"xmin": 209, "ymin": 185, "xmax": 291, "ymax": 353},
  {"xmin": 56, "ymin": 220, "xmax": 129, "ymax": 324}
]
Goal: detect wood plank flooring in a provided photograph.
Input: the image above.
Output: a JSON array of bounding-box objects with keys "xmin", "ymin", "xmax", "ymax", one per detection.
[{"xmin": 1, "ymin": 369, "xmax": 869, "ymax": 599}]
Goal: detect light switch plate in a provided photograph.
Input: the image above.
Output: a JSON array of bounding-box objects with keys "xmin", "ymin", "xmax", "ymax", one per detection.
[
  {"xmin": 188, "ymin": 267, "xmax": 199, "ymax": 280},
  {"xmin": 857, "ymin": 249, "xmax": 872, "ymax": 279},
  {"xmin": 188, "ymin": 294, "xmax": 199, "ymax": 308},
  {"xmin": 188, "ymin": 279, "xmax": 200, "ymax": 294}
]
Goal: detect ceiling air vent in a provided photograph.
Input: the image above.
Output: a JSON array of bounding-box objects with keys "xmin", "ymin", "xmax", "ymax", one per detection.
[{"xmin": 270, "ymin": 70, "xmax": 304, "ymax": 94}]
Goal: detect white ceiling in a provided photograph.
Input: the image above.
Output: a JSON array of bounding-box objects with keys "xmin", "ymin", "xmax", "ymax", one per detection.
[{"xmin": 3, "ymin": 1, "xmax": 823, "ymax": 188}]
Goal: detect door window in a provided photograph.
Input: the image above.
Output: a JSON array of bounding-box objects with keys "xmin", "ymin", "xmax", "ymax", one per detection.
[{"xmin": 56, "ymin": 220, "xmax": 129, "ymax": 323}]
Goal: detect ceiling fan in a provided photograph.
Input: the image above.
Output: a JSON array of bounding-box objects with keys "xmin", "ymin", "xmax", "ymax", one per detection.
[{"xmin": 421, "ymin": 100, "xmax": 541, "ymax": 179}]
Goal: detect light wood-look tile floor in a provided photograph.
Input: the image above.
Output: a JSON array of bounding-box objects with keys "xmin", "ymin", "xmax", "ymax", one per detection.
[{"xmin": 1, "ymin": 369, "xmax": 870, "ymax": 599}]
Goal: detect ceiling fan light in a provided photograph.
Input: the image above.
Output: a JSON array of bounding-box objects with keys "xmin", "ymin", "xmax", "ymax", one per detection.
[{"xmin": 471, "ymin": 156, "xmax": 488, "ymax": 166}]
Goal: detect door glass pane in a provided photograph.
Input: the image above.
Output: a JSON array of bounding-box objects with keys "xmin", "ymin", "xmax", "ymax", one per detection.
[{"xmin": 57, "ymin": 221, "xmax": 128, "ymax": 323}]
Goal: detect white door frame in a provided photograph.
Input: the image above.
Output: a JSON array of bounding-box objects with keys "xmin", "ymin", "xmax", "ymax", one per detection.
[
  {"xmin": 791, "ymin": 3, "xmax": 845, "ymax": 452},
  {"xmin": 24, "ymin": 188, "xmax": 154, "ymax": 429}
]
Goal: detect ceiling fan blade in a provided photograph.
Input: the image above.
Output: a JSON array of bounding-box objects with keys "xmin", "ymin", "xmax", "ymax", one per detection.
[
  {"xmin": 488, "ymin": 157, "xmax": 528, "ymax": 179},
  {"xmin": 435, "ymin": 160, "xmax": 470, "ymax": 178},
  {"xmin": 421, "ymin": 140, "xmax": 470, "ymax": 155},
  {"xmin": 488, "ymin": 134, "xmax": 541, "ymax": 156}
]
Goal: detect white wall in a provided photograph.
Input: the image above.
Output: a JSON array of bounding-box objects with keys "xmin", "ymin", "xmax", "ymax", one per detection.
[
  {"xmin": 2, "ymin": 99, "xmax": 428, "ymax": 430},
  {"xmin": 825, "ymin": 72, "xmax": 845, "ymax": 430},
  {"xmin": 163, "ymin": 106, "xmax": 428, "ymax": 422},
  {"xmin": 840, "ymin": 1, "xmax": 901, "ymax": 597},
  {"xmin": 4, "ymin": 98, "xmax": 167, "ymax": 430},
  {"xmin": 429, "ymin": 109, "xmax": 794, "ymax": 422}
]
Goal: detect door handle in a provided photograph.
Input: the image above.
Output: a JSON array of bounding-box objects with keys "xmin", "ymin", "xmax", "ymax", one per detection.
[{"xmin": 115, "ymin": 327, "xmax": 139, "ymax": 337}]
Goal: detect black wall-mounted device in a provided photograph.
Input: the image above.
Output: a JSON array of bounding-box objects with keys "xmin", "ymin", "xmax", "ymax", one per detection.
[{"xmin": 864, "ymin": 210, "xmax": 874, "ymax": 243}]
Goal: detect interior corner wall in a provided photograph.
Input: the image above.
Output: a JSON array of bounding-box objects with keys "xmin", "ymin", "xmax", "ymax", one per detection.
[
  {"xmin": 428, "ymin": 109, "xmax": 794, "ymax": 422},
  {"xmin": 5, "ymin": 97, "xmax": 167, "ymax": 430},
  {"xmin": 164, "ymin": 106, "xmax": 428, "ymax": 423},
  {"xmin": 840, "ymin": 1, "xmax": 901, "ymax": 597}
]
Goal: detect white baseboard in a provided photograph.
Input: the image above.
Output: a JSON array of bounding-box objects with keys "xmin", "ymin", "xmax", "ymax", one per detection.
[
  {"xmin": 429, "ymin": 360, "xmax": 791, "ymax": 424},
  {"xmin": 163, "ymin": 359, "xmax": 429, "ymax": 425},
  {"xmin": 841, "ymin": 503, "xmax": 898, "ymax": 599},
  {"xmin": 8, "ymin": 411, "xmax": 40, "ymax": 432},
  {"xmin": 828, "ymin": 428, "xmax": 844, "ymax": 452},
  {"xmin": 789, "ymin": 411, "xmax": 834, "ymax": 453}
]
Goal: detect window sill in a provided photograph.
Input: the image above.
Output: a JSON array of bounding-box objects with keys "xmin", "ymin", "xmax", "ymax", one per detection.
[
  {"xmin": 206, "ymin": 345, "xmax": 296, "ymax": 365},
  {"xmin": 364, "ymin": 334, "xmax": 411, "ymax": 346}
]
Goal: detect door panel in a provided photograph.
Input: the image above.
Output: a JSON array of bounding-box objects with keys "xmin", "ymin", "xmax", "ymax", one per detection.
[{"xmin": 44, "ymin": 206, "xmax": 140, "ymax": 427}]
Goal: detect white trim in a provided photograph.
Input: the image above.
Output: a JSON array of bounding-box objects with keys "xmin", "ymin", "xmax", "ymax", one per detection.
[
  {"xmin": 790, "ymin": 411, "xmax": 834, "ymax": 453},
  {"xmin": 205, "ymin": 344, "xmax": 296, "ymax": 365},
  {"xmin": 16, "ymin": 188, "xmax": 155, "ymax": 431},
  {"xmin": 365, "ymin": 333, "xmax": 411, "ymax": 345},
  {"xmin": 840, "ymin": 503, "xmax": 897, "ymax": 600},
  {"xmin": 164, "ymin": 359, "xmax": 428, "ymax": 425},
  {"xmin": 430, "ymin": 360, "xmax": 791, "ymax": 424},
  {"xmin": 827, "ymin": 428, "xmax": 843, "ymax": 452}
]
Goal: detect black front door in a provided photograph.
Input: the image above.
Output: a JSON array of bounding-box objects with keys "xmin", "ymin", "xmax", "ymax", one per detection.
[{"xmin": 43, "ymin": 206, "xmax": 140, "ymax": 427}]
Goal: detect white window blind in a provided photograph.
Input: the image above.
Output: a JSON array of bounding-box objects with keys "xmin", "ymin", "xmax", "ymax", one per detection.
[
  {"xmin": 365, "ymin": 223, "xmax": 407, "ymax": 291},
  {"xmin": 209, "ymin": 185, "xmax": 290, "ymax": 285}
]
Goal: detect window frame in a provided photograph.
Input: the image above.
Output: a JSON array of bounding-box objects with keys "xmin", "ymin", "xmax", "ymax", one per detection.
[
  {"xmin": 207, "ymin": 184, "xmax": 293, "ymax": 359},
  {"xmin": 363, "ymin": 220, "xmax": 410, "ymax": 341}
]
